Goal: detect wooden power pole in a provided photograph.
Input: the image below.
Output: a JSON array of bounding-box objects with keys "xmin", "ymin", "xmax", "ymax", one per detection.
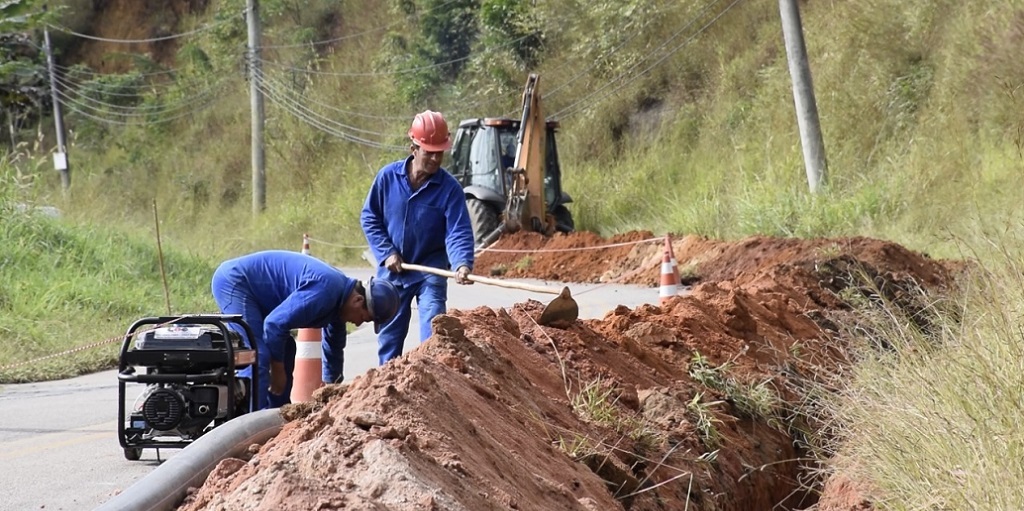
[
  {"xmin": 779, "ymin": 0, "xmax": 827, "ymax": 193},
  {"xmin": 247, "ymin": 0, "xmax": 266, "ymax": 214}
]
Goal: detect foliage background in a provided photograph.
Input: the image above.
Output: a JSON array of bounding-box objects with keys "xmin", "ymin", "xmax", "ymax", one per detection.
[
  {"xmin": 2, "ymin": 0, "xmax": 1021, "ymax": 370},
  {"xmin": 0, "ymin": 0, "xmax": 1015, "ymax": 264}
]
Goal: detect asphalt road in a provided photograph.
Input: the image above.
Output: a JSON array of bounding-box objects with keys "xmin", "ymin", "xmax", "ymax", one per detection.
[{"xmin": 0, "ymin": 268, "xmax": 660, "ymax": 511}]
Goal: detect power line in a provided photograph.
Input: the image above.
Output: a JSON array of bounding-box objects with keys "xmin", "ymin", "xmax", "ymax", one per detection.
[
  {"xmin": 55, "ymin": 61, "xmax": 222, "ymax": 80},
  {"xmin": 54, "ymin": 76, "xmax": 236, "ymax": 125},
  {"xmin": 57, "ymin": 88, "xmax": 224, "ymax": 126},
  {"xmin": 258, "ymin": 73, "xmax": 392, "ymax": 137},
  {"xmin": 41, "ymin": 0, "xmax": 746, "ymax": 158},
  {"xmin": 257, "ymin": 71, "xmax": 411, "ymax": 121},
  {"xmin": 45, "ymin": 11, "xmax": 244, "ymax": 44},
  {"xmin": 52, "ymin": 74, "xmax": 236, "ymax": 116},
  {"xmin": 253, "ymin": 68, "xmax": 404, "ymax": 151},
  {"xmin": 55, "ymin": 70, "xmax": 231, "ymax": 98}
]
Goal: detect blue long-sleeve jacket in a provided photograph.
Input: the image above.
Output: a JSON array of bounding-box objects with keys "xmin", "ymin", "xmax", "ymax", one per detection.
[
  {"xmin": 213, "ymin": 250, "xmax": 354, "ymax": 382},
  {"xmin": 361, "ymin": 156, "xmax": 475, "ymax": 285}
]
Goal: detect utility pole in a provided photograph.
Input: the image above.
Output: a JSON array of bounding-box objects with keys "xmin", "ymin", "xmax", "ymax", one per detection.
[
  {"xmin": 779, "ymin": 0, "xmax": 827, "ymax": 193},
  {"xmin": 247, "ymin": 0, "xmax": 266, "ymax": 214},
  {"xmin": 43, "ymin": 27, "xmax": 71, "ymax": 194}
]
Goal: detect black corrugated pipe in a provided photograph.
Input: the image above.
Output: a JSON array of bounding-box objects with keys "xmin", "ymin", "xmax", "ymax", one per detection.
[{"xmin": 94, "ymin": 409, "xmax": 285, "ymax": 511}]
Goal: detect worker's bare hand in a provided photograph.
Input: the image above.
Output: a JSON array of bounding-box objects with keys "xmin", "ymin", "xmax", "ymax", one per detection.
[
  {"xmin": 385, "ymin": 253, "xmax": 404, "ymax": 273},
  {"xmin": 269, "ymin": 360, "xmax": 287, "ymax": 395},
  {"xmin": 455, "ymin": 265, "xmax": 474, "ymax": 285}
]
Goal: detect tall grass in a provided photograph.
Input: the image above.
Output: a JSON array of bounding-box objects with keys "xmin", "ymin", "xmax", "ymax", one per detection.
[
  {"xmin": 815, "ymin": 225, "xmax": 1024, "ymax": 509},
  {"xmin": 0, "ymin": 160, "xmax": 216, "ymax": 382},
  {"xmin": 17, "ymin": 0, "xmax": 1016, "ymax": 263}
]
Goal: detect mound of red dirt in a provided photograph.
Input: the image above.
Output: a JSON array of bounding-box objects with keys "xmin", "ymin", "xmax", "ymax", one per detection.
[{"xmin": 178, "ymin": 232, "xmax": 957, "ymax": 511}]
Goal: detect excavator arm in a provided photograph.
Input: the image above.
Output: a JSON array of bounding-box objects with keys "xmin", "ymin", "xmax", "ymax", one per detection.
[{"xmin": 477, "ymin": 73, "xmax": 557, "ymax": 248}]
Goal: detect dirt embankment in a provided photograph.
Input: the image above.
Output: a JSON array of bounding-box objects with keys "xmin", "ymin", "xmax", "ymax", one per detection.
[{"xmin": 178, "ymin": 231, "xmax": 957, "ymax": 511}]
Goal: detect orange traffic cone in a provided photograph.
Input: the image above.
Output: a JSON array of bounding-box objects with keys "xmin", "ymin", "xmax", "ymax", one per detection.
[
  {"xmin": 292, "ymin": 233, "xmax": 323, "ymax": 403},
  {"xmin": 659, "ymin": 234, "xmax": 680, "ymax": 305},
  {"xmin": 290, "ymin": 327, "xmax": 324, "ymax": 403},
  {"xmin": 665, "ymin": 233, "xmax": 681, "ymax": 284}
]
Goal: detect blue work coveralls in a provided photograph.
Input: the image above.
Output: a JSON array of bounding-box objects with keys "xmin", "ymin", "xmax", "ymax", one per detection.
[
  {"xmin": 211, "ymin": 250, "xmax": 355, "ymax": 410},
  {"xmin": 361, "ymin": 156, "xmax": 475, "ymax": 364}
]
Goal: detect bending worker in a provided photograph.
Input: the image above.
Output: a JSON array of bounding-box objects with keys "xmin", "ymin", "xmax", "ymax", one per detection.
[
  {"xmin": 361, "ymin": 110, "xmax": 476, "ymax": 364},
  {"xmin": 211, "ymin": 250, "xmax": 400, "ymax": 410}
]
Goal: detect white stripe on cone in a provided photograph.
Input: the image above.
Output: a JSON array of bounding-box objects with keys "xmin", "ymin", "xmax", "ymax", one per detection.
[
  {"xmin": 291, "ymin": 328, "xmax": 324, "ymax": 402},
  {"xmin": 295, "ymin": 339, "xmax": 322, "ymax": 359},
  {"xmin": 659, "ymin": 261, "xmax": 678, "ymax": 299}
]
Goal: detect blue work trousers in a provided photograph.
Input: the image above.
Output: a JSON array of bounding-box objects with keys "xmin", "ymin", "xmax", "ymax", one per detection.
[
  {"xmin": 211, "ymin": 272, "xmax": 295, "ymax": 410},
  {"xmin": 377, "ymin": 273, "xmax": 447, "ymax": 364}
]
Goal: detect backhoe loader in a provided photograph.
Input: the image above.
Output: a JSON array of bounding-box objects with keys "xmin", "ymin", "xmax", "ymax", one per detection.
[{"xmin": 449, "ymin": 74, "xmax": 574, "ymax": 248}]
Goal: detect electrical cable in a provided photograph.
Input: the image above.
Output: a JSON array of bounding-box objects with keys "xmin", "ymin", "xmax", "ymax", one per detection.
[
  {"xmin": 45, "ymin": 10, "xmax": 244, "ymax": 44},
  {"xmin": 253, "ymin": 70, "xmax": 411, "ymax": 122},
  {"xmin": 253, "ymin": 68, "xmax": 404, "ymax": 151},
  {"xmin": 254, "ymin": 74, "xmax": 395, "ymax": 131},
  {"xmin": 55, "ymin": 78, "xmax": 233, "ymax": 125},
  {"xmin": 54, "ymin": 74, "xmax": 226, "ymax": 98},
  {"xmin": 42, "ymin": 0, "xmax": 741, "ymax": 148},
  {"xmin": 54, "ymin": 61, "xmax": 224, "ymax": 82},
  {"xmin": 52, "ymin": 80, "xmax": 234, "ymax": 118},
  {"xmin": 52, "ymin": 73, "xmax": 235, "ymax": 113},
  {"xmin": 257, "ymin": 73, "xmax": 391, "ymax": 137}
]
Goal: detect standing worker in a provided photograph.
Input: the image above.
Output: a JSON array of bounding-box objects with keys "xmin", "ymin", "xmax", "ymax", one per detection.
[
  {"xmin": 211, "ymin": 250, "xmax": 400, "ymax": 410},
  {"xmin": 361, "ymin": 110, "xmax": 476, "ymax": 364}
]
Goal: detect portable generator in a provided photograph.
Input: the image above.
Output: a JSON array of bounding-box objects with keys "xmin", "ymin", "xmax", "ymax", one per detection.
[{"xmin": 116, "ymin": 314, "xmax": 258, "ymax": 461}]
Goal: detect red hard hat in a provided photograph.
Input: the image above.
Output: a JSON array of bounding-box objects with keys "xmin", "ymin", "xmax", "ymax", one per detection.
[{"xmin": 408, "ymin": 110, "xmax": 452, "ymax": 152}]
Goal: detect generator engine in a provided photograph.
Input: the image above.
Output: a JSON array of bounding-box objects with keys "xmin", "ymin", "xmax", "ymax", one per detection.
[
  {"xmin": 117, "ymin": 315, "xmax": 258, "ymax": 461},
  {"xmin": 129, "ymin": 379, "xmax": 248, "ymax": 439}
]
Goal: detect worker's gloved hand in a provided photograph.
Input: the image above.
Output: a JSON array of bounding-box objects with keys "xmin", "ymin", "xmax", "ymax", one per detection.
[
  {"xmin": 269, "ymin": 360, "xmax": 287, "ymax": 396},
  {"xmin": 385, "ymin": 253, "xmax": 404, "ymax": 273},
  {"xmin": 455, "ymin": 265, "xmax": 473, "ymax": 285}
]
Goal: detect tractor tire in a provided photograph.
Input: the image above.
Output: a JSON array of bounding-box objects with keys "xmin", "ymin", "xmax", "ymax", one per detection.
[
  {"xmin": 552, "ymin": 205, "xmax": 575, "ymax": 233},
  {"xmin": 467, "ymin": 197, "xmax": 499, "ymax": 246}
]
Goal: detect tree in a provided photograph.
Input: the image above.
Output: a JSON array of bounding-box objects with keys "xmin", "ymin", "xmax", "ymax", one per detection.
[{"xmin": 0, "ymin": 0, "xmax": 50, "ymax": 148}]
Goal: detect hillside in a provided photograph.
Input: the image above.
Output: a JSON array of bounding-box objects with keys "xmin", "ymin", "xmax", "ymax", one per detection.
[{"xmin": 23, "ymin": 0, "xmax": 1020, "ymax": 262}]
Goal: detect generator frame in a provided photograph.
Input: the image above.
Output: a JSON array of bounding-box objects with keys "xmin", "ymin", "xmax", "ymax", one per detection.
[{"xmin": 116, "ymin": 314, "xmax": 258, "ymax": 460}]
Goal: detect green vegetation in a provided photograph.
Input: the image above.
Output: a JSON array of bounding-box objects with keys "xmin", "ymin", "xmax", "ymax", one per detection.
[
  {"xmin": 4, "ymin": 0, "xmax": 1018, "ymax": 260},
  {"xmin": 688, "ymin": 351, "xmax": 782, "ymax": 427},
  {"xmin": 0, "ymin": 171, "xmax": 215, "ymax": 382},
  {"xmin": 685, "ymin": 391, "xmax": 723, "ymax": 449},
  {"xmin": 815, "ymin": 233, "xmax": 1024, "ymax": 508},
  {"xmin": 2, "ymin": 0, "xmax": 1024, "ymax": 505}
]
